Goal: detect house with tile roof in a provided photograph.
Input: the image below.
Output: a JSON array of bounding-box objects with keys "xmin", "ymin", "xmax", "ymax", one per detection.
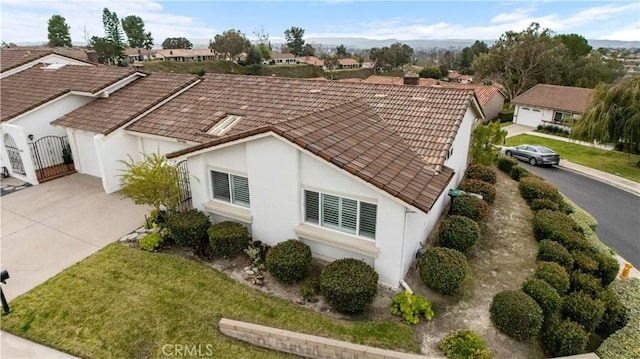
[
  {"xmin": 154, "ymin": 49, "xmax": 217, "ymax": 62},
  {"xmin": 0, "ymin": 48, "xmax": 93, "ymax": 79},
  {"xmin": 268, "ymin": 52, "xmax": 299, "ymax": 65},
  {"xmin": 512, "ymin": 84, "xmax": 594, "ymax": 128}
]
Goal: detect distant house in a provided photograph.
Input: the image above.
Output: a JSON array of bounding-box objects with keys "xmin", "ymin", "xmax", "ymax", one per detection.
[
  {"xmin": 447, "ymin": 71, "xmax": 473, "ymax": 84},
  {"xmin": 362, "ymin": 61, "xmax": 374, "ymax": 69},
  {"xmin": 512, "ymin": 84, "xmax": 594, "ymax": 128},
  {"xmin": 268, "ymin": 52, "xmax": 298, "ymax": 65},
  {"xmin": 338, "ymin": 58, "xmax": 360, "ymax": 69},
  {"xmin": 125, "ymin": 48, "xmax": 156, "ymax": 63},
  {"xmin": 154, "ymin": 49, "xmax": 216, "ymax": 62},
  {"xmin": 299, "ymin": 56, "xmax": 325, "ymax": 68}
]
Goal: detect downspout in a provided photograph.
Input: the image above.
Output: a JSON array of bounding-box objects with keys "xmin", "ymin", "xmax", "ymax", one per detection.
[{"xmin": 398, "ymin": 210, "xmax": 414, "ymax": 294}]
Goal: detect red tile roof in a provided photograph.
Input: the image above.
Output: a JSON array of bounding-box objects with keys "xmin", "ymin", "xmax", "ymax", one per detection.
[
  {"xmin": 512, "ymin": 84, "xmax": 594, "ymax": 113},
  {"xmin": 1, "ymin": 65, "xmax": 140, "ymax": 122},
  {"xmin": 0, "ymin": 48, "xmax": 91, "ymax": 72},
  {"xmin": 52, "ymin": 73, "xmax": 199, "ymax": 134}
]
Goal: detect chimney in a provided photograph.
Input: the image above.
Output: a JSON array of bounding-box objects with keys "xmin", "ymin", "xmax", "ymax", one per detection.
[
  {"xmin": 138, "ymin": 49, "xmax": 141, "ymax": 54},
  {"xmin": 403, "ymin": 72, "xmax": 419, "ymax": 86},
  {"xmin": 170, "ymin": 50, "xmax": 173, "ymax": 55}
]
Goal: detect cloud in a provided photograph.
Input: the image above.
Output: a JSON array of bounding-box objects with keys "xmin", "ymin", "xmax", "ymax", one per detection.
[{"xmin": 599, "ymin": 21, "xmax": 640, "ymax": 42}]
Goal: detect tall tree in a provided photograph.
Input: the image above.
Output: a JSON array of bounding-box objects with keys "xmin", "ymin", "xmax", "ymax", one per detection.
[
  {"xmin": 47, "ymin": 15, "xmax": 72, "ymax": 47},
  {"xmin": 556, "ymin": 34, "xmax": 592, "ymax": 59},
  {"xmin": 301, "ymin": 43, "xmax": 315, "ymax": 56},
  {"xmin": 245, "ymin": 45, "xmax": 263, "ymax": 66},
  {"xmin": 336, "ymin": 44, "xmax": 348, "ymax": 58},
  {"xmin": 88, "ymin": 8, "xmax": 126, "ymax": 64},
  {"xmin": 571, "ymin": 76, "xmax": 640, "ymax": 164},
  {"xmin": 162, "ymin": 37, "xmax": 193, "ymax": 49},
  {"xmin": 284, "ymin": 26, "xmax": 305, "ymax": 56},
  {"xmin": 209, "ymin": 29, "xmax": 250, "ymax": 62},
  {"xmin": 121, "ymin": 15, "xmax": 154, "ymax": 49},
  {"xmin": 370, "ymin": 42, "xmax": 413, "ymax": 70}
]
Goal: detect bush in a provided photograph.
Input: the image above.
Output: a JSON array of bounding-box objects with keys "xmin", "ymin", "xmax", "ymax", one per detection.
[
  {"xmin": 522, "ymin": 278, "xmax": 562, "ymax": 318},
  {"xmin": 572, "ymin": 249, "xmax": 600, "ymax": 273},
  {"xmin": 534, "ymin": 261, "xmax": 570, "ymax": 295},
  {"xmin": 390, "ymin": 290, "xmax": 434, "ymax": 325},
  {"xmin": 497, "ymin": 156, "xmax": 518, "ymax": 174},
  {"xmin": 265, "ymin": 240, "xmax": 312, "ymax": 284},
  {"xmin": 436, "ymin": 215, "xmax": 481, "ymax": 252},
  {"xmin": 537, "ymin": 240, "xmax": 574, "ymax": 271},
  {"xmin": 451, "ymin": 195, "xmax": 490, "ymax": 221},
  {"xmin": 564, "ymin": 196, "xmax": 598, "ymax": 231},
  {"xmin": 518, "ymin": 177, "xmax": 562, "ymax": 205},
  {"xmin": 459, "ymin": 179, "xmax": 496, "ymax": 204},
  {"xmin": 320, "ymin": 258, "xmax": 378, "ymax": 313},
  {"xmin": 439, "ymin": 330, "xmax": 492, "ymax": 359},
  {"xmin": 596, "ymin": 289, "xmax": 629, "ymax": 337},
  {"xmin": 570, "ymin": 271, "xmax": 603, "ymax": 297},
  {"xmin": 532, "ymin": 210, "xmax": 585, "ymax": 250},
  {"xmin": 562, "ymin": 291, "xmax": 605, "ymax": 332},
  {"xmin": 207, "ymin": 221, "xmax": 250, "ymax": 258},
  {"xmin": 300, "ymin": 278, "xmax": 320, "ymax": 303},
  {"xmin": 542, "ymin": 319, "xmax": 588, "ymax": 357},
  {"xmin": 594, "ymin": 252, "xmax": 620, "ymax": 287},
  {"xmin": 139, "ymin": 233, "xmax": 163, "ymax": 252},
  {"xmin": 419, "ymin": 247, "xmax": 468, "ymax": 295},
  {"xmin": 167, "ymin": 209, "xmax": 211, "ymax": 248},
  {"xmin": 597, "ymin": 279, "xmax": 640, "ymax": 359},
  {"xmin": 490, "ymin": 290, "xmax": 543, "ymax": 341},
  {"xmin": 531, "ymin": 198, "xmax": 560, "ymax": 212},
  {"xmin": 510, "ymin": 166, "xmax": 530, "ymax": 181},
  {"xmin": 465, "ymin": 164, "xmax": 497, "ymax": 184}
]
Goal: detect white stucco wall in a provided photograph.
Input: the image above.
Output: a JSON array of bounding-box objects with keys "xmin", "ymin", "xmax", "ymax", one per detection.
[
  {"xmin": 68, "ymin": 130, "xmax": 101, "ymax": 177},
  {"xmin": 139, "ymin": 136, "xmax": 191, "ymax": 155},
  {"xmin": 10, "ymin": 95, "xmax": 92, "ymax": 141},
  {"xmin": 96, "ymin": 132, "xmax": 142, "ymax": 193}
]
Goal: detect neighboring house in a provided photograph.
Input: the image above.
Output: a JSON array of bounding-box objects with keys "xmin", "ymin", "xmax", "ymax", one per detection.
[
  {"xmin": 0, "ymin": 47, "xmax": 93, "ymax": 79},
  {"xmin": 125, "ymin": 48, "xmax": 156, "ymax": 63},
  {"xmin": 299, "ymin": 56, "xmax": 325, "ymax": 69},
  {"xmin": 447, "ymin": 71, "xmax": 473, "ymax": 84},
  {"xmin": 512, "ymin": 84, "xmax": 594, "ymax": 128},
  {"xmin": 338, "ymin": 58, "xmax": 360, "ymax": 69},
  {"xmin": 268, "ymin": 52, "xmax": 298, "ymax": 65},
  {"xmin": 362, "ymin": 61, "xmax": 374, "ymax": 69},
  {"xmin": 154, "ymin": 49, "xmax": 217, "ymax": 62}
]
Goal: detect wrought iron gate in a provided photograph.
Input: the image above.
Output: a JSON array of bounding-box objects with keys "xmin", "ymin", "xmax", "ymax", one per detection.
[
  {"xmin": 29, "ymin": 136, "xmax": 75, "ymax": 182},
  {"xmin": 3, "ymin": 133, "xmax": 26, "ymax": 176},
  {"xmin": 176, "ymin": 160, "xmax": 192, "ymax": 212}
]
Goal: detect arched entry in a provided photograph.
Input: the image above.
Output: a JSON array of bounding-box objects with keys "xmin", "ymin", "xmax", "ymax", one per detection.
[
  {"xmin": 29, "ymin": 135, "xmax": 76, "ymax": 182},
  {"xmin": 3, "ymin": 133, "xmax": 26, "ymax": 176}
]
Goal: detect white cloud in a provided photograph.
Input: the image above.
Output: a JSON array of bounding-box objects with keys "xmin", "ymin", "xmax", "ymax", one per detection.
[{"xmin": 599, "ymin": 21, "xmax": 640, "ymax": 42}]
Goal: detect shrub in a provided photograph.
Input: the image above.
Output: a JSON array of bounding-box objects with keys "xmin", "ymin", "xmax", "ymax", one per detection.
[
  {"xmin": 570, "ymin": 271, "xmax": 603, "ymax": 297},
  {"xmin": 139, "ymin": 233, "xmax": 163, "ymax": 252},
  {"xmin": 300, "ymin": 278, "xmax": 320, "ymax": 303},
  {"xmin": 320, "ymin": 258, "xmax": 378, "ymax": 313},
  {"xmin": 594, "ymin": 252, "xmax": 619, "ymax": 287},
  {"xmin": 439, "ymin": 330, "xmax": 492, "ymax": 359},
  {"xmin": 537, "ymin": 240, "xmax": 574, "ymax": 271},
  {"xmin": 518, "ymin": 177, "xmax": 562, "ymax": 205},
  {"xmin": 522, "ymin": 278, "xmax": 562, "ymax": 318},
  {"xmin": 490, "ymin": 290, "xmax": 543, "ymax": 341},
  {"xmin": 459, "ymin": 179, "xmax": 496, "ymax": 204},
  {"xmin": 597, "ymin": 279, "xmax": 640, "ymax": 359},
  {"xmin": 542, "ymin": 319, "xmax": 588, "ymax": 357},
  {"xmin": 265, "ymin": 240, "xmax": 312, "ymax": 284},
  {"xmin": 510, "ymin": 166, "xmax": 530, "ymax": 181},
  {"xmin": 419, "ymin": 247, "xmax": 468, "ymax": 295},
  {"xmin": 572, "ymin": 249, "xmax": 600, "ymax": 273},
  {"xmin": 562, "ymin": 291, "xmax": 605, "ymax": 332},
  {"xmin": 465, "ymin": 164, "xmax": 497, "ymax": 184},
  {"xmin": 596, "ymin": 289, "xmax": 629, "ymax": 337},
  {"xmin": 534, "ymin": 261, "xmax": 570, "ymax": 295},
  {"xmin": 451, "ymin": 195, "xmax": 490, "ymax": 221},
  {"xmin": 531, "ymin": 198, "xmax": 560, "ymax": 212},
  {"xmin": 532, "ymin": 210, "xmax": 586, "ymax": 251},
  {"xmin": 390, "ymin": 290, "xmax": 434, "ymax": 325},
  {"xmin": 436, "ymin": 215, "xmax": 481, "ymax": 252},
  {"xmin": 565, "ymin": 196, "xmax": 598, "ymax": 232},
  {"xmin": 167, "ymin": 209, "xmax": 211, "ymax": 248},
  {"xmin": 497, "ymin": 156, "xmax": 518, "ymax": 174},
  {"xmin": 207, "ymin": 221, "xmax": 250, "ymax": 258}
]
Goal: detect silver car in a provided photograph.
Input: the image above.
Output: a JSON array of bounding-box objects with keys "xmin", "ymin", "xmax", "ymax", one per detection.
[{"xmin": 505, "ymin": 144, "xmax": 560, "ymax": 166}]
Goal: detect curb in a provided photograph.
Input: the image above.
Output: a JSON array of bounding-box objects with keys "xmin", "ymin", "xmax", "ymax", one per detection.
[{"xmin": 556, "ymin": 162, "xmax": 640, "ymax": 197}]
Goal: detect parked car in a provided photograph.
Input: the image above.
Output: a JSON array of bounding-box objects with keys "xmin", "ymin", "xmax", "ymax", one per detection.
[{"xmin": 505, "ymin": 144, "xmax": 560, "ymax": 166}]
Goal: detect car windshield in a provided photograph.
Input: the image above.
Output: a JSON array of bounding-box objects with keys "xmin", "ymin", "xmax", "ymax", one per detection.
[{"xmin": 537, "ymin": 147, "xmax": 555, "ymax": 154}]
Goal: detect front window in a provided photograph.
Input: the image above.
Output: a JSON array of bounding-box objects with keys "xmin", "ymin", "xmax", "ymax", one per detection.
[
  {"xmin": 211, "ymin": 171, "xmax": 250, "ymax": 207},
  {"xmin": 553, "ymin": 111, "xmax": 573, "ymax": 125},
  {"xmin": 304, "ymin": 190, "xmax": 377, "ymax": 239}
]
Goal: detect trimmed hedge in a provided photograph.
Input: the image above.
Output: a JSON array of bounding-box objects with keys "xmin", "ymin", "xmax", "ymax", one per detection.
[
  {"xmin": 597, "ymin": 279, "xmax": 639, "ymax": 358},
  {"xmin": 207, "ymin": 221, "xmax": 250, "ymax": 258},
  {"xmin": 534, "ymin": 261, "xmax": 570, "ymax": 295},
  {"xmin": 419, "ymin": 247, "xmax": 468, "ymax": 295},
  {"xmin": 439, "ymin": 330, "xmax": 492, "ymax": 359},
  {"xmin": 167, "ymin": 209, "xmax": 211, "ymax": 248},
  {"xmin": 531, "ymin": 198, "xmax": 560, "ymax": 212},
  {"xmin": 596, "ymin": 289, "xmax": 629, "ymax": 337},
  {"xmin": 537, "ymin": 239, "xmax": 574, "ymax": 271},
  {"xmin": 451, "ymin": 195, "xmax": 489, "ymax": 221},
  {"xmin": 518, "ymin": 177, "xmax": 562, "ymax": 205},
  {"xmin": 265, "ymin": 239, "xmax": 312, "ymax": 284},
  {"xmin": 572, "ymin": 249, "xmax": 600, "ymax": 273},
  {"xmin": 459, "ymin": 179, "xmax": 496, "ymax": 204},
  {"xmin": 570, "ymin": 271, "xmax": 603, "ymax": 297},
  {"xmin": 522, "ymin": 278, "xmax": 562, "ymax": 318},
  {"xmin": 562, "ymin": 291, "xmax": 605, "ymax": 332},
  {"xmin": 320, "ymin": 258, "xmax": 378, "ymax": 313},
  {"xmin": 542, "ymin": 319, "xmax": 588, "ymax": 357},
  {"xmin": 490, "ymin": 290, "xmax": 543, "ymax": 341},
  {"xmin": 564, "ymin": 196, "xmax": 598, "ymax": 232},
  {"xmin": 532, "ymin": 210, "xmax": 588, "ymax": 251},
  {"xmin": 436, "ymin": 215, "xmax": 481, "ymax": 252},
  {"xmin": 510, "ymin": 166, "xmax": 530, "ymax": 181},
  {"xmin": 465, "ymin": 164, "xmax": 497, "ymax": 184},
  {"xmin": 594, "ymin": 251, "xmax": 620, "ymax": 287},
  {"xmin": 497, "ymin": 156, "xmax": 518, "ymax": 174}
]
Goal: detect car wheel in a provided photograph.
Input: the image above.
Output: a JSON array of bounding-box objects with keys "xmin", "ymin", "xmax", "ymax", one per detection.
[
  {"xmin": 529, "ymin": 157, "xmax": 537, "ymax": 166},
  {"xmin": 505, "ymin": 150, "xmax": 512, "ymax": 156}
]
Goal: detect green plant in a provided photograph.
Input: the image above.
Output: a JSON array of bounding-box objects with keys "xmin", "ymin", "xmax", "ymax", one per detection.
[
  {"xmin": 451, "ymin": 196, "xmax": 489, "ymax": 221},
  {"xmin": 207, "ymin": 221, "xmax": 250, "ymax": 259},
  {"xmin": 439, "ymin": 330, "xmax": 492, "ymax": 359},
  {"xmin": 572, "ymin": 249, "xmax": 600, "ymax": 273},
  {"xmin": 62, "ymin": 143, "xmax": 73, "ymax": 164},
  {"xmin": 459, "ymin": 179, "xmax": 496, "ymax": 204},
  {"xmin": 522, "ymin": 278, "xmax": 562, "ymax": 318},
  {"xmin": 518, "ymin": 177, "xmax": 562, "ymax": 205},
  {"xmin": 532, "ymin": 210, "xmax": 585, "ymax": 250},
  {"xmin": 509, "ymin": 166, "xmax": 530, "ymax": 181},
  {"xmin": 390, "ymin": 290, "xmax": 434, "ymax": 325},
  {"xmin": 167, "ymin": 209, "xmax": 211, "ymax": 248},
  {"xmin": 464, "ymin": 164, "xmax": 497, "ymax": 184},
  {"xmin": 300, "ymin": 278, "xmax": 320, "ymax": 303},
  {"xmin": 470, "ymin": 122, "xmax": 507, "ymax": 165},
  {"xmin": 537, "ymin": 240, "xmax": 574, "ymax": 271},
  {"xmin": 320, "ymin": 258, "xmax": 378, "ymax": 313},
  {"xmin": 490, "ymin": 290, "xmax": 543, "ymax": 341},
  {"xmin": 597, "ymin": 279, "xmax": 639, "ymax": 359},
  {"xmin": 531, "ymin": 198, "xmax": 560, "ymax": 211},
  {"xmin": 562, "ymin": 291, "xmax": 605, "ymax": 332},
  {"xmin": 542, "ymin": 319, "xmax": 588, "ymax": 357},
  {"xmin": 594, "ymin": 251, "xmax": 619, "ymax": 286},
  {"xmin": 419, "ymin": 247, "xmax": 468, "ymax": 295},
  {"xmin": 265, "ymin": 240, "xmax": 312, "ymax": 284},
  {"xmin": 244, "ymin": 245, "xmax": 261, "ymax": 267},
  {"xmin": 138, "ymin": 233, "xmax": 163, "ymax": 252},
  {"xmin": 596, "ymin": 289, "xmax": 629, "ymax": 337},
  {"xmin": 534, "ymin": 261, "xmax": 570, "ymax": 295},
  {"xmin": 570, "ymin": 271, "xmax": 603, "ymax": 297},
  {"xmin": 497, "ymin": 156, "xmax": 518, "ymax": 174},
  {"xmin": 436, "ymin": 215, "xmax": 481, "ymax": 252},
  {"xmin": 564, "ymin": 196, "xmax": 598, "ymax": 231}
]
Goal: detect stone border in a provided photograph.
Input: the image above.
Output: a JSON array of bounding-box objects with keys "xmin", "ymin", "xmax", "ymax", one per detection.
[{"xmin": 218, "ymin": 318, "xmax": 427, "ymax": 359}]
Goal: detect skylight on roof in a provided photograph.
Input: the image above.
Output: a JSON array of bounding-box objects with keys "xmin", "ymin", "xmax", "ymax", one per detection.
[
  {"xmin": 208, "ymin": 115, "xmax": 242, "ymax": 136},
  {"xmin": 43, "ymin": 63, "xmax": 67, "ymax": 70}
]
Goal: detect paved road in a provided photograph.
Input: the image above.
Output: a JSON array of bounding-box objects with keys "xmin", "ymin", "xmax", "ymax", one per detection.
[{"xmin": 522, "ymin": 163, "xmax": 640, "ymax": 268}]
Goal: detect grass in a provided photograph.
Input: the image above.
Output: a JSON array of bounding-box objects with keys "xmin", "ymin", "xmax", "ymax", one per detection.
[
  {"xmin": 0, "ymin": 244, "xmax": 419, "ymax": 358},
  {"xmin": 505, "ymin": 134, "xmax": 640, "ymax": 182}
]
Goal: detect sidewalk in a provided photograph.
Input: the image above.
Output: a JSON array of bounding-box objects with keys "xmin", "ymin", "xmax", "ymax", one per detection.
[{"xmin": 0, "ymin": 331, "xmax": 76, "ymax": 359}]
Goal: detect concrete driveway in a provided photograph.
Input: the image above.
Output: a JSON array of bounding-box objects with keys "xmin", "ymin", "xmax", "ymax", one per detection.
[{"xmin": 1, "ymin": 173, "xmax": 148, "ymax": 301}]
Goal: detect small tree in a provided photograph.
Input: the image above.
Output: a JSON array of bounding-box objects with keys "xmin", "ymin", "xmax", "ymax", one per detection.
[
  {"xmin": 419, "ymin": 66, "xmax": 441, "ymax": 79},
  {"xmin": 470, "ymin": 122, "xmax": 507, "ymax": 165},
  {"xmin": 119, "ymin": 153, "xmax": 182, "ymax": 221},
  {"xmin": 322, "ymin": 54, "xmax": 340, "ymax": 80},
  {"xmin": 284, "ymin": 26, "xmax": 305, "ymax": 56}
]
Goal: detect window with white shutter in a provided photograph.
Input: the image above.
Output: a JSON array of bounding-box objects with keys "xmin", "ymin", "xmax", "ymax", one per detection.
[
  {"xmin": 211, "ymin": 171, "xmax": 250, "ymax": 207},
  {"xmin": 304, "ymin": 190, "xmax": 376, "ymax": 239}
]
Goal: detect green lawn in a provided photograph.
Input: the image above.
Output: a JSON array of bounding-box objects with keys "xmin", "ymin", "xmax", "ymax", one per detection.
[
  {"xmin": 0, "ymin": 244, "xmax": 419, "ymax": 359},
  {"xmin": 505, "ymin": 134, "xmax": 640, "ymax": 182}
]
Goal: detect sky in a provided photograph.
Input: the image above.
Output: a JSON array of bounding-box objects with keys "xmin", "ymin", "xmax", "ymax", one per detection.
[{"xmin": 1, "ymin": 0, "xmax": 639, "ymax": 46}]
